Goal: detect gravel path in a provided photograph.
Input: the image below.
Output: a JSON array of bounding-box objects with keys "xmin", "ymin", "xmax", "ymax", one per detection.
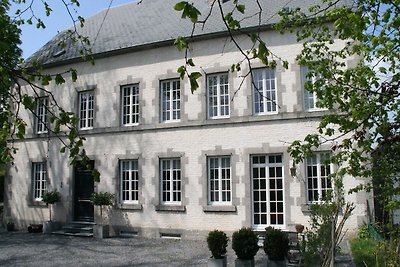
[{"xmin": 0, "ymin": 231, "xmax": 270, "ymax": 267}]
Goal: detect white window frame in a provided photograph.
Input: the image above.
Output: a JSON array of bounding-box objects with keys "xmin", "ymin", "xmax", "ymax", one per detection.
[
  {"xmin": 35, "ymin": 97, "xmax": 48, "ymax": 134},
  {"xmin": 160, "ymin": 158, "xmax": 181, "ymax": 205},
  {"xmin": 306, "ymin": 153, "xmax": 333, "ymax": 204},
  {"xmin": 252, "ymin": 68, "xmax": 278, "ymax": 115},
  {"xmin": 32, "ymin": 162, "xmax": 47, "ymax": 201},
  {"xmin": 251, "ymin": 154, "xmax": 285, "ymax": 230},
  {"xmin": 160, "ymin": 79, "xmax": 181, "ymax": 122},
  {"xmin": 120, "ymin": 159, "xmax": 139, "ymax": 204},
  {"xmin": 78, "ymin": 90, "xmax": 94, "ymax": 129},
  {"xmin": 301, "ymin": 66, "xmax": 325, "ymax": 111},
  {"xmin": 208, "ymin": 156, "xmax": 232, "ymax": 205},
  {"xmin": 121, "ymin": 84, "xmax": 139, "ymax": 126},
  {"xmin": 207, "ymin": 73, "xmax": 230, "ymax": 119}
]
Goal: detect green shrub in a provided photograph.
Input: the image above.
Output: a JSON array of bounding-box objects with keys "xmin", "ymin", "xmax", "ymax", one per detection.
[
  {"xmin": 207, "ymin": 230, "xmax": 228, "ymax": 259},
  {"xmin": 358, "ymin": 225, "xmax": 370, "ymax": 239},
  {"xmin": 350, "ymin": 238, "xmax": 383, "ymax": 267},
  {"xmin": 90, "ymin": 192, "xmax": 114, "ymax": 206},
  {"xmin": 263, "ymin": 227, "xmax": 289, "ymax": 261},
  {"xmin": 42, "ymin": 190, "xmax": 60, "ymax": 204},
  {"xmin": 232, "ymin": 227, "xmax": 259, "ymax": 260}
]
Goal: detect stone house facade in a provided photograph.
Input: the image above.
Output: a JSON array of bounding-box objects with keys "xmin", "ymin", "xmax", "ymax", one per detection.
[{"xmin": 4, "ymin": 0, "xmax": 370, "ymax": 239}]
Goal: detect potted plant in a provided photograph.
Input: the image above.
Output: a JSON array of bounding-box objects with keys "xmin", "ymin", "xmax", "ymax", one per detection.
[
  {"xmin": 232, "ymin": 227, "xmax": 259, "ymax": 267},
  {"xmin": 90, "ymin": 191, "xmax": 114, "ymax": 238},
  {"xmin": 263, "ymin": 227, "xmax": 290, "ymax": 267},
  {"xmin": 6, "ymin": 221, "xmax": 15, "ymax": 231},
  {"xmin": 295, "ymin": 223, "xmax": 304, "ymax": 233},
  {"xmin": 41, "ymin": 190, "xmax": 60, "ymax": 234},
  {"xmin": 207, "ymin": 230, "xmax": 229, "ymax": 267}
]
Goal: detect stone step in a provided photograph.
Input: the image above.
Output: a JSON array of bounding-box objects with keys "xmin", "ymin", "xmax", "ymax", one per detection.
[{"xmin": 51, "ymin": 222, "xmax": 95, "ymax": 237}]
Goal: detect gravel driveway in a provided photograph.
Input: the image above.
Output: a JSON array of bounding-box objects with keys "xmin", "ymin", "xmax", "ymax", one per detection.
[{"xmin": 0, "ymin": 231, "xmax": 269, "ymax": 267}]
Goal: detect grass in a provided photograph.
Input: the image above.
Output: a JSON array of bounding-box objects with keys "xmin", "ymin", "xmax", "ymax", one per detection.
[{"xmin": 350, "ymin": 238, "xmax": 384, "ymax": 267}]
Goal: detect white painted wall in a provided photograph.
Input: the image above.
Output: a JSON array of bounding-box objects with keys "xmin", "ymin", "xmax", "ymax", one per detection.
[{"xmin": 5, "ymin": 30, "xmax": 370, "ymax": 238}]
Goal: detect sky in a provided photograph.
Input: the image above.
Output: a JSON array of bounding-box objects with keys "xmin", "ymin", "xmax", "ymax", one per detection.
[{"xmin": 10, "ymin": 0, "xmax": 134, "ymax": 59}]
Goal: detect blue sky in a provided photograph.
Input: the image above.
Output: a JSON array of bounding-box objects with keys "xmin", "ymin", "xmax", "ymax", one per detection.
[{"xmin": 11, "ymin": 0, "xmax": 133, "ymax": 58}]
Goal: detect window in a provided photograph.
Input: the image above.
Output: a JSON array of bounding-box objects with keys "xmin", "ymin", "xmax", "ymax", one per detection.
[
  {"xmin": 160, "ymin": 79, "xmax": 180, "ymax": 122},
  {"xmin": 208, "ymin": 156, "xmax": 231, "ymax": 205},
  {"xmin": 32, "ymin": 162, "xmax": 47, "ymax": 201},
  {"xmin": 160, "ymin": 158, "xmax": 181, "ymax": 204},
  {"xmin": 121, "ymin": 84, "xmax": 139, "ymax": 126},
  {"xmin": 207, "ymin": 73, "xmax": 229, "ymax": 118},
  {"xmin": 78, "ymin": 91, "xmax": 94, "ymax": 129},
  {"xmin": 301, "ymin": 66, "xmax": 320, "ymax": 111},
  {"xmin": 306, "ymin": 153, "xmax": 333, "ymax": 203},
  {"xmin": 120, "ymin": 160, "xmax": 139, "ymax": 204},
  {"xmin": 251, "ymin": 155, "xmax": 284, "ymax": 228},
  {"xmin": 35, "ymin": 97, "xmax": 48, "ymax": 134},
  {"xmin": 252, "ymin": 68, "xmax": 277, "ymax": 114}
]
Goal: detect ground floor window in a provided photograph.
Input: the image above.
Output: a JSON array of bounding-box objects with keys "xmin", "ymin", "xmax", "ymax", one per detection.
[
  {"xmin": 32, "ymin": 162, "xmax": 47, "ymax": 201},
  {"xmin": 251, "ymin": 155, "xmax": 284, "ymax": 229},
  {"xmin": 160, "ymin": 158, "xmax": 181, "ymax": 204},
  {"xmin": 306, "ymin": 153, "xmax": 333, "ymax": 203},
  {"xmin": 208, "ymin": 156, "xmax": 231, "ymax": 205},
  {"xmin": 120, "ymin": 159, "xmax": 139, "ymax": 204}
]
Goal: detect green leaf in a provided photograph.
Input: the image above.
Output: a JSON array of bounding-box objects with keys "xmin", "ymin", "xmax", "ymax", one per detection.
[
  {"xmin": 55, "ymin": 74, "xmax": 65, "ymax": 84},
  {"xmin": 174, "ymin": 1, "xmax": 187, "ymax": 11},
  {"xmin": 237, "ymin": 4, "xmax": 245, "ymax": 14}
]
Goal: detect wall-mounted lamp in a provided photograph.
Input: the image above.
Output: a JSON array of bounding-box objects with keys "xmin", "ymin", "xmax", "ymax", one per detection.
[{"xmin": 290, "ymin": 161, "xmax": 297, "ymax": 178}]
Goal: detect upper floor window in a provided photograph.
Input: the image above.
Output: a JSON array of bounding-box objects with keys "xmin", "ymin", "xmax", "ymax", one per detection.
[
  {"xmin": 35, "ymin": 97, "xmax": 48, "ymax": 134},
  {"xmin": 306, "ymin": 153, "xmax": 333, "ymax": 203},
  {"xmin": 78, "ymin": 91, "xmax": 94, "ymax": 129},
  {"xmin": 121, "ymin": 84, "xmax": 139, "ymax": 126},
  {"xmin": 160, "ymin": 158, "xmax": 181, "ymax": 205},
  {"xmin": 207, "ymin": 73, "xmax": 230, "ymax": 119},
  {"xmin": 301, "ymin": 66, "xmax": 323, "ymax": 111},
  {"xmin": 32, "ymin": 162, "xmax": 47, "ymax": 201},
  {"xmin": 120, "ymin": 159, "xmax": 139, "ymax": 204},
  {"xmin": 252, "ymin": 68, "xmax": 278, "ymax": 115},
  {"xmin": 160, "ymin": 79, "xmax": 180, "ymax": 122},
  {"xmin": 208, "ymin": 156, "xmax": 231, "ymax": 205}
]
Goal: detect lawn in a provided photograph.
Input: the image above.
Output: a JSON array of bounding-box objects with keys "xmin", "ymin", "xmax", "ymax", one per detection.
[{"xmin": 350, "ymin": 238, "xmax": 384, "ymax": 267}]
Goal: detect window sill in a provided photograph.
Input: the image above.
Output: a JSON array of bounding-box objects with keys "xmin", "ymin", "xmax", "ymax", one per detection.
[
  {"xmin": 155, "ymin": 205, "xmax": 186, "ymax": 212},
  {"xmin": 29, "ymin": 201, "xmax": 47, "ymax": 207},
  {"xmin": 117, "ymin": 203, "xmax": 142, "ymax": 211},
  {"xmin": 203, "ymin": 205, "xmax": 237, "ymax": 212}
]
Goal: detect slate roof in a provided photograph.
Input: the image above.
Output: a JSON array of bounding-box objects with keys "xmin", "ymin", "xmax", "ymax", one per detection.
[{"xmin": 29, "ymin": 0, "xmax": 352, "ymax": 66}]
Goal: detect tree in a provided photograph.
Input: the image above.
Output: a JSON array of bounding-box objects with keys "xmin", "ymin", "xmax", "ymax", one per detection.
[{"xmin": 1, "ymin": 0, "xmax": 99, "ymax": 179}]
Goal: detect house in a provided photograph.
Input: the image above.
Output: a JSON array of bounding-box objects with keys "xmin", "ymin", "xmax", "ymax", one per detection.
[{"xmin": 4, "ymin": 0, "xmax": 370, "ymax": 239}]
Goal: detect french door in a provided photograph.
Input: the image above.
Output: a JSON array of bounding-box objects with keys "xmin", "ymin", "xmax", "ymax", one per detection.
[{"xmin": 251, "ymin": 154, "xmax": 285, "ymax": 230}]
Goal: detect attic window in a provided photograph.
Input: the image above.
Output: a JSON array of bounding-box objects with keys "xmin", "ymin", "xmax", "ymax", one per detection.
[{"xmin": 53, "ymin": 49, "xmax": 66, "ymax": 58}]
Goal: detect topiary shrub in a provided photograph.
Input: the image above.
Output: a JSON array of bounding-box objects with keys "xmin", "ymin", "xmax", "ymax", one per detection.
[
  {"xmin": 207, "ymin": 230, "xmax": 229, "ymax": 259},
  {"xmin": 263, "ymin": 227, "xmax": 289, "ymax": 261},
  {"xmin": 42, "ymin": 190, "xmax": 60, "ymax": 205},
  {"xmin": 90, "ymin": 191, "xmax": 114, "ymax": 218},
  {"xmin": 232, "ymin": 227, "xmax": 259, "ymax": 260}
]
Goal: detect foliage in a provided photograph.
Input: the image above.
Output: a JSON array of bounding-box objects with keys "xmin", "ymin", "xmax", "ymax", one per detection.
[
  {"xmin": 0, "ymin": 0, "xmax": 100, "ymax": 181},
  {"xmin": 357, "ymin": 225, "xmax": 371, "ymax": 240},
  {"xmin": 41, "ymin": 190, "xmax": 60, "ymax": 204},
  {"xmin": 90, "ymin": 192, "xmax": 114, "ymax": 206},
  {"xmin": 263, "ymin": 227, "xmax": 289, "ymax": 261},
  {"xmin": 350, "ymin": 238, "xmax": 383, "ymax": 267},
  {"xmin": 301, "ymin": 201, "xmax": 354, "ymax": 267},
  {"xmin": 206, "ymin": 230, "xmax": 229, "ymax": 259},
  {"xmin": 231, "ymin": 227, "xmax": 259, "ymax": 260}
]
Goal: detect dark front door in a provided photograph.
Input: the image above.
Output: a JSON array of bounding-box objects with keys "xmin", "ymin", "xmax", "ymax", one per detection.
[{"xmin": 74, "ymin": 161, "xmax": 94, "ymax": 222}]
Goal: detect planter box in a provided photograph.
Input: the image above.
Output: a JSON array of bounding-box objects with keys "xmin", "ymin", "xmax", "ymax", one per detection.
[
  {"xmin": 93, "ymin": 224, "xmax": 109, "ymax": 239},
  {"xmin": 234, "ymin": 258, "xmax": 254, "ymax": 267},
  {"xmin": 28, "ymin": 224, "xmax": 43, "ymax": 233},
  {"xmin": 208, "ymin": 256, "xmax": 227, "ymax": 267},
  {"xmin": 43, "ymin": 221, "xmax": 61, "ymax": 234}
]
